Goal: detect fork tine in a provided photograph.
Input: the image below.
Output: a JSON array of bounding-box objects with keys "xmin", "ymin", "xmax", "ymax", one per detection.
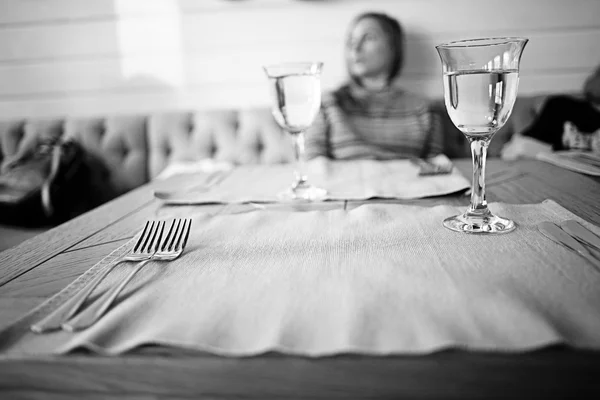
[
  {"xmin": 175, "ymin": 219, "xmax": 187, "ymax": 251},
  {"xmin": 142, "ymin": 221, "xmax": 162, "ymax": 254},
  {"xmin": 170, "ymin": 220, "xmax": 185, "ymax": 251},
  {"xmin": 161, "ymin": 219, "xmax": 177, "ymax": 247},
  {"xmin": 137, "ymin": 221, "xmax": 158, "ymax": 254},
  {"xmin": 167, "ymin": 219, "xmax": 185, "ymax": 252},
  {"xmin": 160, "ymin": 219, "xmax": 180, "ymax": 252},
  {"xmin": 177, "ymin": 219, "xmax": 192, "ymax": 251},
  {"xmin": 151, "ymin": 221, "xmax": 166, "ymax": 252},
  {"xmin": 133, "ymin": 221, "xmax": 152, "ymax": 253},
  {"xmin": 171, "ymin": 220, "xmax": 187, "ymax": 252},
  {"xmin": 174, "ymin": 219, "xmax": 191, "ymax": 250}
]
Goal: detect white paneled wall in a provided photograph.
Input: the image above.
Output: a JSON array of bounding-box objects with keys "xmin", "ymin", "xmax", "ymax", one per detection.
[{"xmin": 0, "ymin": 0, "xmax": 599, "ymax": 119}]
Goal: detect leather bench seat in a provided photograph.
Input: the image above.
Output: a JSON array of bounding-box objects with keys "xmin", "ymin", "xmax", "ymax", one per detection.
[{"xmin": 0, "ymin": 95, "xmax": 549, "ymax": 252}]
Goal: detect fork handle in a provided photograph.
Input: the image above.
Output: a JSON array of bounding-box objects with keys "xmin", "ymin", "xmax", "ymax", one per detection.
[
  {"xmin": 62, "ymin": 259, "xmax": 152, "ymax": 331},
  {"xmin": 30, "ymin": 260, "xmax": 127, "ymax": 333},
  {"xmin": 579, "ymin": 249, "xmax": 600, "ymax": 272}
]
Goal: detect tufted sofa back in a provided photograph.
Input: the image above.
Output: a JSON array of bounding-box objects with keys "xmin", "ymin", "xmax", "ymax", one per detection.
[
  {"xmin": 63, "ymin": 115, "xmax": 148, "ymax": 195},
  {"xmin": 147, "ymin": 108, "xmax": 294, "ymax": 179},
  {"xmin": 147, "ymin": 110, "xmax": 237, "ymax": 180},
  {"xmin": 0, "ymin": 108, "xmax": 297, "ymax": 192}
]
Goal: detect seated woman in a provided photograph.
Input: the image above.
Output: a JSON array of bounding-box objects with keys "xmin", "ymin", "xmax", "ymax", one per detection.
[
  {"xmin": 502, "ymin": 66, "xmax": 600, "ymax": 160},
  {"xmin": 305, "ymin": 12, "xmax": 443, "ymax": 160}
]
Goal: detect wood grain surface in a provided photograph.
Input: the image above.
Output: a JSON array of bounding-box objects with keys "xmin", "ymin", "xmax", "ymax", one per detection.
[{"xmin": 1, "ymin": 158, "xmax": 600, "ymax": 399}]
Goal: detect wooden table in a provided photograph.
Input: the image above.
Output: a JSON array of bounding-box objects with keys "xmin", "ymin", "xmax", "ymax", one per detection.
[{"xmin": 1, "ymin": 159, "xmax": 600, "ymax": 399}]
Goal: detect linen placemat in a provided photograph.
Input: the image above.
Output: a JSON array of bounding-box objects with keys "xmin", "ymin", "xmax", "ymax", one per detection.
[
  {"xmin": 2, "ymin": 200, "xmax": 600, "ymax": 357},
  {"xmin": 158, "ymin": 155, "xmax": 470, "ymax": 204}
]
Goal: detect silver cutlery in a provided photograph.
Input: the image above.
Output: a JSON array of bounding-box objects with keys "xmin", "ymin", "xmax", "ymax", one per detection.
[
  {"xmin": 62, "ymin": 218, "xmax": 192, "ymax": 331},
  {"xmin": 154, "ymin": 171, "xmax": 228, "ymax": 200},
  {"xmin": 559, "ymin": 219, "xmax": 600, "ymax": 253},
  {"xmin": 30, "ymin": 220, "xmax": 166, "ymax": 334},
  {"xmin": 537, "ymin": 221, "xmax": 600, "ymax": 270}
]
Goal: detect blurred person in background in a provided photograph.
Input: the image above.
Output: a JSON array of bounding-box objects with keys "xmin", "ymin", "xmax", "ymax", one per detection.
[
  {"xmin": 305, "ymin": 12, "xmax": 443, "ymax": 160},
  {"xmin": 502, "ymin": 65, "xmax": 600, "ymax": 160}
]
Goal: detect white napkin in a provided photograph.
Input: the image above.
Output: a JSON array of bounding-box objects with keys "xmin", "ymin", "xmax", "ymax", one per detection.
[
  {"xmin": 154, "ymin": 159, "xmax": 234, "ymax": 181},
  {"xmin": 159, "ymin": 155, "xmax": 470, "ymax": 204},
  {"xmin": 2, "ymin": 200, "xmax": 600, "ymax": 357}
]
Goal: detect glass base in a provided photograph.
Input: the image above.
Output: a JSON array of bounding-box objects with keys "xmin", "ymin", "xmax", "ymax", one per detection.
[
  {"xmin": 277, "ymin": 184, "xmax": 327, "ymax": 202},
  {"xmin": 443, "ymin": 209, "xmax": 516, "ymax": 234}
]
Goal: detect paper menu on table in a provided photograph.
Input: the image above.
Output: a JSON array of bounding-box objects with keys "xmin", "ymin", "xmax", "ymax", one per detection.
[{"xmin": 536, "ymin": 151, "xmax": 600, "ymax": 177}]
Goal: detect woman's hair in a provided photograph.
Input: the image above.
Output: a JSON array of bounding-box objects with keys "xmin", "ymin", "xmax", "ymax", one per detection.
[
  {"xmin": 583, "ymin": 65, "xmax": 600, "ymax": 104},
  {"xmin": 347, "ymin": 12, "xmax": 405, "ymax": 83}
]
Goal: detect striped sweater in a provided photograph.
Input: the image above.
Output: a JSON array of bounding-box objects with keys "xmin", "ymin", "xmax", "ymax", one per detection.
[{"xmin": 305, "ymin": 82, "xmax": 443, "ymax": 160}]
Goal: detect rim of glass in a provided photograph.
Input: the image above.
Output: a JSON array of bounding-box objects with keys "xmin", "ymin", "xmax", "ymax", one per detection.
[
  {"xmin": 263, "ymin": 61, "xmax": 323, "ymax": 76},
  {"xmin": 435, "ymin": 37, "xmax": 528, "ymax": 49},
  {"xmin": 263, "ymin": 61, "xmax": 323, "ymax": 68}
]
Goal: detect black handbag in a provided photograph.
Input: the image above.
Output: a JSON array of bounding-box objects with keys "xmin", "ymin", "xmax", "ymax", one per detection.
[{"xmin": 0, "ymin": 138, "xmax": 114, "ymax": 227}]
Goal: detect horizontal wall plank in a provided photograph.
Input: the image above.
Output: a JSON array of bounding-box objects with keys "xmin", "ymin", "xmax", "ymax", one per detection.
[
  {"xmin": 1, "ymin": 0, "xmax": 599, "ymax": 30},
  {"xmin": 182, "ymin": 0, "xmax": 600, "ymax": 49},
  {"xmin": 1, "ymin": 0, "xmax": 599, "ymax": 62},
  {"xmin": 0, "ymin": 21, "xmax": 120, "ymax": 61},
  {"xmin": 0, "ymin": 0, "xmax": 289, "ymax": 25},
  {"xmin": 0, "ymin": 0, "xmax": 116, "ymax": 26},
  {"xmin": 0, "ymin": 71, "xmax": 587, "ymax": 120},
  {"xmin": 0, "ymin": 30, "xmax": 597, "ymax": 97}
]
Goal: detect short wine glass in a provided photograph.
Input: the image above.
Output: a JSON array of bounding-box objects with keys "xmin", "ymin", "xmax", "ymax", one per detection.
[
  {"xmin": 263, "ymin": 62, "xmax": 327, "ymax": 201},
  {"xmin": 436, "ymin": 37, "xmax": 528, "ymax": 234}
]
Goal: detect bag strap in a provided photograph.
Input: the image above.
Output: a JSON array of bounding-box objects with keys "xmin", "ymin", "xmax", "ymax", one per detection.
[{"xmin": 40, "ymin": 143, "xmax": 63, "ymax": 217}]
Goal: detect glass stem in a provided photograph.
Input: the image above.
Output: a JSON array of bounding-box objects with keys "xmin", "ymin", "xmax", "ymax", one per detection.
[
  {"xmin": 293, "ymin": 131, "xmax": 308, "ymax": 189},
  {"xmin": 468, "ymin": 137, "xmax": 490, "ymax": 214}
]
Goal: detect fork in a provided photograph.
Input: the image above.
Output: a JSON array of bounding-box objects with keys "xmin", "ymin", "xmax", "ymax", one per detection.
[
  {"xmin": 560, "ymin": 220, "xmax": 600, "ymax": 253},
  {"xmin": 30, "ymin": 220, "xmax": 166, "ymax": 334},
  {"xmin": 62, "ymin": 218, "xmax": 192, "ymax": 331},
  {"xmin": 538, "ymin": 221, "xmax": 600, "ymax": 270}
]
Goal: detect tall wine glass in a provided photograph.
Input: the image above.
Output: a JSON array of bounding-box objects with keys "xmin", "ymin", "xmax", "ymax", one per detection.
[
  {"xmin": 263, "ymin": 62, "xmax": 327, "ymax": 201},
  {"xmin": 436, "ymin": 37, "xmax": 528, "ymax": 234}
]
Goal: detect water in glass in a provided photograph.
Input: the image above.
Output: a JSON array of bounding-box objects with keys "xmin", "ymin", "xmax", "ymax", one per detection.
[
  {"xmin": 269, "ymin": 74, "xmax": 321, "ymax": 134},
  {"xmin": 444, "ymin": 70, "xmax": 519, "ymax": 138}
]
